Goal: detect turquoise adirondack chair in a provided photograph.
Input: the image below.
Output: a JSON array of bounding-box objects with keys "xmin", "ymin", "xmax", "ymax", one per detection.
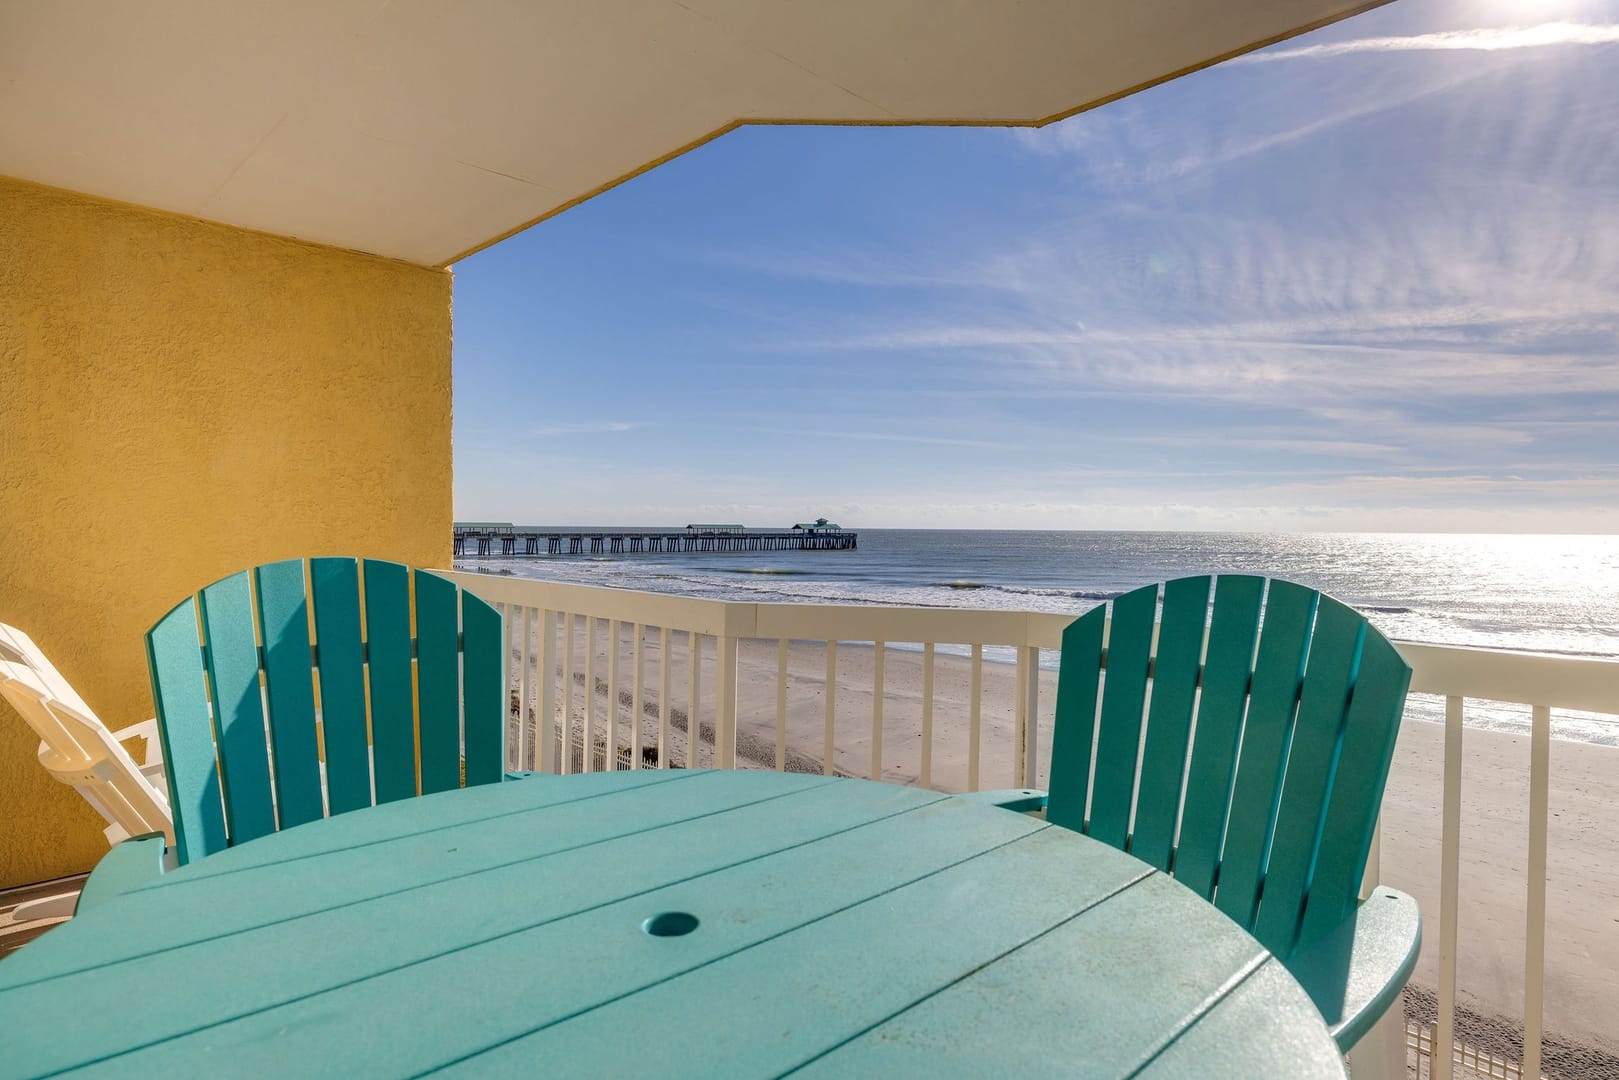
[
  {"xmin": 143, "ymin": 558, "xmax": 510, "ymax": 867},
  {"xmin": 977, "ymin": 575, "xmax": 1419, "ymax": 1052}
]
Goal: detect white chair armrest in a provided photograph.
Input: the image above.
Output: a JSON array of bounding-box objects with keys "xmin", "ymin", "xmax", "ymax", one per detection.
[
  {"xmin": 76, "ymin": 834, "xmax": 172, "ymax": 914},
  {"xmin": 6, "ymin": 892, "xmax": 80, "ymax": 925},
  {"xmin": 114, "ymin": 718, "xmax": 163, "ymax": 767}
]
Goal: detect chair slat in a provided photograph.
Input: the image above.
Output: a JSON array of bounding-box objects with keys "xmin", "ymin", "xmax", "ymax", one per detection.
[
  {"xmin": 415, "ymin": 569, "xmax": 460, "ymax": 796},
  {"xmin": 310, "ymin": 558, "xmax": 371, "ymax": 815},
  {"xmin": 1297, "ymin": 633, "xmax": 1411, "ymax": 947},
  {"xmin": 197, "ymin": 572, "xmax": 277, "ymax": 846},
  {"xmin": 1214, "ymin": 580, "xmax": 1316, "ymax": 930},
  {"xmin": 462, "ymin": 588, "xmax": 505, "ymax": 787},
  {"xmin": 1087, "ymin": 583, "xmax": 1158, "ymax": 849},
  {"xmin": 254, "ymin": 560, "xmax": 324, "ymax": 829},
  {"xmin": 1129, "ymin": 575, "xmax": 1211, "ymax": 871},
  {"xmin": 1172, "ymin": 575, "xmax": 1265, "ymax": 898},
  {"xmin": 1044, "ymin": 606, "xmax": 1105, "ymax": 833},
  {"xmin": 364, "ymin": 560, "xmax": 416, "ymax": 804},
  {"xmin": 1252, "ymin": 597, "xmax": 1363, "ymax": 954},
  {"xmin": 145, "ymin": 599, "xmax": 226, "ymax": 863}
]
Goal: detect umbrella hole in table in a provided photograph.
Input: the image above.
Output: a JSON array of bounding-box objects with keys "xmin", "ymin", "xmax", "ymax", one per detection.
[{"xmin": 643, "ymin": 911, "xmax": 700, "ymax": 937}]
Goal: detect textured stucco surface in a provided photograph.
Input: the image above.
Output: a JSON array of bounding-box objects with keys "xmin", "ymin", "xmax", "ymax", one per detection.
[{"xmin": 0, "ymin": 175, "xmax": 452, "ymax": 887}]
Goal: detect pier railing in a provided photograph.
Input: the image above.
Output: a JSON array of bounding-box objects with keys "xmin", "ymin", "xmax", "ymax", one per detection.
[
  {"xmin": 452, "ymin": 527, "xmax": 856, "ymax": 557},
  {"xmin": 442, "ymin": 571, "xmax": 1619, "ymax": 1080}
]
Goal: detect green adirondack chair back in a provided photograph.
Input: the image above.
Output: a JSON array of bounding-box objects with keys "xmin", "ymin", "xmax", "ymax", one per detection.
[
  {"xmin": 1047, "ymin": 575, "xmax": 1411, "ymax": 963},
  {"xmin": 145, "ymin": 558, "xmax": 505, "ymax": 866}
]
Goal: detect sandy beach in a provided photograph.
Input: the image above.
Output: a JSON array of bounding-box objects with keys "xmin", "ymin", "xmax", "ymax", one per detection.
[{"xmin": 515, "ymin": 628, "xmax": 1619, "ymax": 1062}]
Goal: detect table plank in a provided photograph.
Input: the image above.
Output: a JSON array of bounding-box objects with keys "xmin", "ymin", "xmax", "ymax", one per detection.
[
  {"xmin": 436, "ymin": 827, "xmax": 1152, "ymax": 1077},
  {"xmin": 173, "ymin": 769, "xmax": 690, "ymax": 877},
  {"xmin": 41, "ymin": 788, "xmax": 1052, "ymax": 1077},
  {"xmin": 790, "ymin": 874, "xmax": 1299, "ymax": 1079},
  {"xmin": 1142, "ymin": 960, "xmax": 1345, "ymax": 1078}
]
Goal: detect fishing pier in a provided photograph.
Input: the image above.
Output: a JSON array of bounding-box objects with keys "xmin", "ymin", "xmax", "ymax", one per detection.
[{"xmin": 453, "ymin": 522, "xmax": 856, "ymax": 558}]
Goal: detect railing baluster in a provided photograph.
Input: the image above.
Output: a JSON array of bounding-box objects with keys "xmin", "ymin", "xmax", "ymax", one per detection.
[
  {"xmin": 823, "ymin": 640, "xmax": 837, "ymax": 777},
  {"xmin": 500, "ymin": 604, "xmax": 515, "ymax": 772},
  {"xmin": 717, "ymin": 635, "xmax": 738, "ymax": 769},
  {"xmin": 583, "ymin": 616, "xmax": 596, "ymax": 772},
  {"xmin": 539, "ymin": 609, "xmax": 556, "ymax": 774},
  {"xmin": 560, "ymin": 613, "xmax": 576, "ymax": 775},
  {"xmin": 687, "ymin": 630, "xmax": 700, "ymax": 768},
  {"xmin": 776, "ymin": 639, "xmax": 788, "ymax": 772},
  {"xmin": 631, "ymin": 623, "xmax": 644, "ymax": 769},
  {"xmin": 1020, "ymin": 644, "xmax": 1039, "ymax": 789},
  {"xmin": 1524, "ymin": 703, "xmax": 1551, "ymax": 1079},
  {"xmin": 1434, "ymin": 695, "xmax": 1465, "ymax": 1080},
  {"xmin": 921, "ymin": 643, "xmax": 935, "ymax": 789},
  {"xmin": 607, "ymin": 619, "xmax": 621, "ymax": 771},
  {"xmin": 1013, "ymin": 644, "xmax": 1028, "ymax": 788},
  {"xmin": 1012, "ymin": 640, "xmax": 1025, "ymax": 789},
  {"xmin": 658, "ymin": 626, "xmax": 670, "ymax": 769},
  {"xmin": 969, "ymin": 643, "xmax": 983, "ymax": 792},
  {"xmin": 517, "ymin": 606, "xmax": 532, "ymax": 771},
  {"xmin": 872, "ymin": 641, "xmax": 885, "ymax": 781}
]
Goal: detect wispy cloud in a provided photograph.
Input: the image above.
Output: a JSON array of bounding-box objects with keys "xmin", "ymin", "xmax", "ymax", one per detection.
[
  {"xmin": 528, "ymin": 421, "xmax": 641, "ymax": 437},
  {"xmin": 457, "ymin": 0, "xmax": 1619, "ymax": 532},
  {"xmin": 728, "ymin": 425, "xmax": 1010, "ymax": 450},
  {"xmin": 1235, "ymin": 22, "xmax": 1619, "ymax": 63}
]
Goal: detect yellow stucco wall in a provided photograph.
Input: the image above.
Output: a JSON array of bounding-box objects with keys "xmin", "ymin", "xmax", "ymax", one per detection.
[{"xmin": 0, "ymin": 175, "xmax": 453, "ymax": 888}]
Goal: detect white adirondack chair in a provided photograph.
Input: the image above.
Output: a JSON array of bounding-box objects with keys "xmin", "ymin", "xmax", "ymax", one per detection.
[{"xmin": 0, "ymin": 622, "xmax": 173, "ymax": 924}]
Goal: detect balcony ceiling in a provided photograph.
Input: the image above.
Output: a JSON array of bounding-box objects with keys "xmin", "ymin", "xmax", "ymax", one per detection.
[{"xmin": 0, "ymin": 0, "xmax": 1383, "ymax": 267}]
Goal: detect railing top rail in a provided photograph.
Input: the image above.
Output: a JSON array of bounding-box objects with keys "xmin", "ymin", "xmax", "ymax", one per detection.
[
  {"xmin": 1395, "ymin": 639, "xmax": 1619, "ymax": 715},
  {"xmin": 749, "ymin": 603, "xmax": 1075, "ymax": 648},
  {"xmin": 444, "ymin": 571, "xmax": 1619, "ymax": 716},
  {"xmin": 440, "ymin": 572, "xmax": 746, "ymax": 636}
]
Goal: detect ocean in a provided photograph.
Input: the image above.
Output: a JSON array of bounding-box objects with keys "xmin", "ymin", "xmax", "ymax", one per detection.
[{"xmin": 456, "ymin": 529, "xmax": 1619, "ymax": 745}]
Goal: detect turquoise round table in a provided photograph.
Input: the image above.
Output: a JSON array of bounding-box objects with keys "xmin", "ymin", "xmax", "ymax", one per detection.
[{"xmin": 0, "ymin": 770, "xmax": 1346, "ymax": 1077}]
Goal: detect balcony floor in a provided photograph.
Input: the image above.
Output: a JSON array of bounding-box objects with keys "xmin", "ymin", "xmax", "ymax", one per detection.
[{"xmin": 0, "ymin": 874, "xmax": 84, "ymax": 959}]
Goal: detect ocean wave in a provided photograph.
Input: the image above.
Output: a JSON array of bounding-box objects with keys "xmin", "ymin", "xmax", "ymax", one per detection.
[
  {"xmin": 726, "ymin": 568, "xmax": 815, "ymax": 576},
  {"xmin": 933, "ymin": 581, "xmax": 1120, "ymax": 603},
  {"xmin": 1361, "ymin": 605, "xmax": 1414, "ymax": 614}
]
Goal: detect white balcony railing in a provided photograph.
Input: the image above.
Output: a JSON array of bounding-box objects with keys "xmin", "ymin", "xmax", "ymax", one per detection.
[{"xmin": 442, "ymin": 571, "xmax": 1619, "ymax": 1080}]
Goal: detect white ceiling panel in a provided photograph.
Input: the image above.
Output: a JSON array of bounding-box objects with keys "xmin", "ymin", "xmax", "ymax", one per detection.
[{"xmin": 0, "ymin": 0, "xmax": 1386, "ymax": 265}]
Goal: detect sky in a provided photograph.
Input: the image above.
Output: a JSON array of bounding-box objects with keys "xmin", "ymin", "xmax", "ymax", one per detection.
[{"xmin": 452, "ymin": 0, "xmax": 1619, "ymax": 533}]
